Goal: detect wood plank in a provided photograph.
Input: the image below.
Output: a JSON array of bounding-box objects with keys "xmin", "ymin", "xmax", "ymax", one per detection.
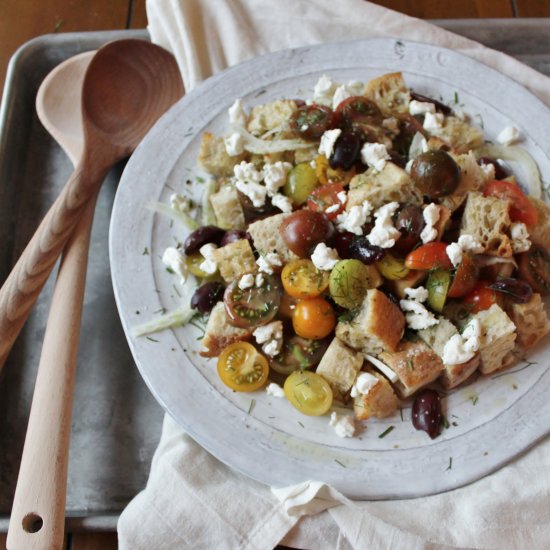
[
  {"xmin": 515, "ymin": 0, "xmax": 550, "ymax": 16},
  {"xmin": 129, "ymin": 0, "xmax": 148, "ymax": 29},
  {"xmin": 368, "ymin": 0, "xmax": 514, "ymax": 18},
  {"xmin": 71, "ymin": 532, "xmax": 118, "ymax": 550}
]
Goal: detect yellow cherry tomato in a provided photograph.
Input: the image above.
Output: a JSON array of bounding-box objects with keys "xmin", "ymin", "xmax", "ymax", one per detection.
[
  {"xmin": 217, "ymin": 342, "xmax": 269, "ymax": 392},
  {"xmin": 284, "ymin": 370, "xmax": 333, "ymax": 416},
  {"xmin": 281, "ymin": 259, "xmax": 330, "ymax": 299},
  {"xmin": 292, "ymin": 297, "xmax": 336, "ymax": 340},
  {"xmin": 315, "ymin": 154, "xmax": 356, "ymax": 186}
]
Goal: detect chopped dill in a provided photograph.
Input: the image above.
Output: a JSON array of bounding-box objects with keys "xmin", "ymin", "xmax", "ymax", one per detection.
[
  {"xmin": 146, "ymin": 336, "xmax": 159, "ymax": 342},
  {"xmin": 334, "ymin": 459, "xmax": 347, "ymax": 468},
  {"xmin": 446, "ymin": 457, "xmax": 453, "ymax": 471},
  {"xmin": 142, "ymin": 247, "xmax": 149, "ymax": 256},
  {"xmin": 378, "ymin": 426, "xmax": 394, "ymax": 439},
  {"xmin": 441, "ymin": 415, "xmax": 450, "ymax": 429},
  {"xmin": 248, "ymin": 399, "xmax": 256, "ymax": 415}
]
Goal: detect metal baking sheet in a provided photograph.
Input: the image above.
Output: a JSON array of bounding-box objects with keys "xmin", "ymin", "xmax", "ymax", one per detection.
[{"xmin": 1, "ymin": 21, "xmax": 549, "ymax": 531}]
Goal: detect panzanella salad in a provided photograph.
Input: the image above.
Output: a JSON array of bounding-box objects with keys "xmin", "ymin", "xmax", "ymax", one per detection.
[{"xmin": 147, "ymin": 72, "xmax": 550, "ymax": 440}]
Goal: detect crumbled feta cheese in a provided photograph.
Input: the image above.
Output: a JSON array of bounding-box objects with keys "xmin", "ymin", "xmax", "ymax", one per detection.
[
  {"xmin": 346, "ymin": 80, "xmax": 364, "ymax": 96},
  {"xmin": 423, "ymin": 112, "xmax": 445, "ymax": 133},
  {"xmin": 457, "ymin": 234, "xmax": 484, "ymax": 254},
  {"xmin": 266, "ymin": 382, "xmax": 285, "ymax": 398},
  {"xmin": 350, "ymin": 372, "xmax": 379, "ymax": 398},
  {"xmin": 446, "ymin": 242, "xmax": 463, "ymax": 268},
  {"xmin": 224, "ymin": 132, "xmax": 245, "ymax": 156},
  {"xmin": 442, "ymin": 333, "xmax": 476, "ymax": 365},
  {"xmin": 462, "ymin": 318, "xmax": 482, "ymax": 353},
  {"xmin": 263, "ymin": 161, "xmax": 292, "ymax": 196},
  {"xmin": 335, "ymin": 201, "xmax": 373, "ymax": 235},
  {"xmin": 409, "ymin": 100, "xmax": 436, "ymax": 116},
  {"xmin": 367, "ymin": 202, "xmax": 401, "ymax": 248},
  {"xmin": 162, "ymin": 247, "xmax": 187, "ymax": 284},
  {"xmin": 400, "ymin": 299, "xmax": 439, "ymax": 330},
  {"xmin": 497, "ymin": 126, "xmax": 521, "ymax": 146},
  {"xmin": 311, "ymin": 243, "xmax": 339, "ymax": 271},
  {"xmin": 360, "ymin": 142, "xmax": 390, "ymax": 172},
  {"xmin": 253, "ymin": 321, "xmax": 283, "ymax": 357},
  {"xmin": 238, "ymin": 273, "xmax": 255, "ymax": 290},
  {"xmin": 235, "ymin": 180, "xmax": 267, "ymax": 208},
  {"xmin": 198, "ymin": 243, "xmax": 218, "ymax": 275},
  {"xmin": 510, "ymin": 222, "xmax": 531, "ymax": 253},
  {"xmin": 255, "ymin": 273, "xmax": 265, "ymax": 287},
  {"xmin": 329, "ymin": 412, "xmax": 355, "ymax": 438},
  {"xmin": 336, "ymin": 190, "xmax": 347, "ymax": 204},
  {"xmin": 256, "ymin": 252, "xmax": 282, "ymax": 274},
  {"xmin": 318, "ymin": 129, "xmax": 342, "ymax": 158},
  {"xmin": 228, "ymin": 98, "xmax": 247, "ymax": 127},
  {"xmin": 271, "ymin": 193, "xmax": 293, "ymax": 213},
  {"xmin": 332, "ymin": 85, "xmax": 352, "ymax": 110},
  {"xmin": 170, "ymin": 193, "xmax": 193, "ymax": 213},
  {"xmin": 313, "ymin": 74, "xmax": 338, "ymax": 106},
  {"xmin": 325, "ymin": 203, "xmax": 340, "ymax": 214},
  {"xmin": 233, "ymin": 161, "xmax": 264, "ymax": 183},
  {"xmin": 404, "ymin": 286, "xmax": 429, "ymax": 303},
  {"xmin": 420, "ymin": 203, "xmax": 440, "ymax": 243},
  {"xmin": 479, "ymin": 162, "xmax": 495, "ymax": 181}
]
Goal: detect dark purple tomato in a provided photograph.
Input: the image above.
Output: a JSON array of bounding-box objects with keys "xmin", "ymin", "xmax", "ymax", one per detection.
[
  {"xmin": 220, "ymin": 229, "xmax": 249, "ymax": 247},
  {"xmin": 349, "ymin": 237, "xmax": 385, "ymax": 265},
  {"xmin": 410, "ymin": 150, "xmax": 461, "ymax": 199},
  {"xmin": 412, "ymin": 389, "xmax": 442, "ymax": 439},
  {"xmin": 291, "ymin": 104, "xmax": 334, "ymax": 140},
  {"xmin": 410, "ymin": 91, "xmax": 452, "ymax": 115},
  {"xmin": 332, "ymin": 231, "xmax": 355, "ymax": 259},
  {"xmin": 190, "ymin": 281, "xmax": 225, "ymax": 314},
  {"xmin": 280, "ymin": 210, "xmax": 334, "ymax": 258},
  {"xmin": 393, "ymin": 204, "xmax": 425, "ymax": 255},
  {"xmin": 490, "ymin": 278, "xmax": 533, "ymax": 304},
  {"xmin": 329, "ymin": 131, "xmax": 362, "ymax": 171},
  {"xmin": 518, "ymin": 246, "xmax": 550, "ymax": 296},
  {"xmin": 477, "ymin": 157, "xmax": 509, "ymax": 180},
  {"xmin": 183, "ymin": 225, "xmax": 225, "ymax": 255}
]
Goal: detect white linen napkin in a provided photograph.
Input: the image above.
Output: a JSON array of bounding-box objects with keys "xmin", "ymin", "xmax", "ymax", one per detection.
[{"xmin": 118, "ymin": 1, "xmax": 550, "ymax": 548}]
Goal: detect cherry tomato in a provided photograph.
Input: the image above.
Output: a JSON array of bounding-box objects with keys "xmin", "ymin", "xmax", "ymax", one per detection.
[
  {"xmin": 335, "ymin": 96, "xmax": 382, "ymax": 131},
  {"xmin": 291, "ymin": 104, "xmax": 334, "ymax": 140},
  {"xmin": 315, "ymin": 154, "xmax": 356, "ymax": 186},
  {"xmin": 483, "ymin": 180, "xmax": 538, "ymax": 226},
  {"xmin": 292, "ymin": 297, "xmax": 336, "ymax": 340},
  {"xmin": 405, "ymin": 242, "xmax": 453, "ymax": 271},
  {"xmin": 463, "ymin": 280, "xmax": 498, "ymax": 313},
  {"xmin": 281, "ymin": 259, "xmax": 330, "ymax": 299},
  {"xmin": 280, "ymin": 210, "xmax": 334, "ymax": 258},
  {"xmin": 283, "ymin": 370, "xmax": 333, "ymax": 416},
  {"xmin": 306, "ymin": 183, "xmax": 346, "ymax": 220},
  {"xmin": 279, "ymin": 292, "xmax": 298, "ymax": 319},
  {"xmin": 217, "ymin": 342, "xmax": 269, "ymax": 392},
  {"xmin": 376, "ymin": 253, "xmax": 410, "ymax": 280},
  {"xmin": 270, "ymin": 336, "xmax": 330, "ymax": 375},
  {"xmin": 447, "ymin": 253, "xmax": 479, "ymax": 298},
  {"xmin": 284, "ymin": 163, "xmax": 319, "ymax": 206},
  {"xmin": 518, "ymin": 246, "xmax": 550, "ymax": 295},
  {"xmin": 186, "ymin": 251, "xmax": 218, "ymax": 279}
]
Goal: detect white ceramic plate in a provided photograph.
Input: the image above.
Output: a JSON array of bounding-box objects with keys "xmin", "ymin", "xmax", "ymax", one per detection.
[{"xmin": 110, "ymin": 38, "xmax": 550, "ymax": 499}]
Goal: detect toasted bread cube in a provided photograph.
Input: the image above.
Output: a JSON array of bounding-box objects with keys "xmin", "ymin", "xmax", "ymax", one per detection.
[
  {"xmin": 316, "ymin": 338, "xmax": 364, "ymax": 395},
  {"xmin": 247, "ymin": 213, "xmax": 299, "ymax": 263},
  {"xmin": 426, "ymin": 116, "xmax": 484, "ymax": 154},
  {"xmin": 505, "ymin": 293, "xmax": 550, "ymax": 349},
  {"xmin": 378, "ymin": 340, "xmax": 444, "ymax": 398},
  {"xmin": 211, "ymin": 239, "xmax": 257, "ymax": 283},
  {"xmin": 210, "ymin": 185, "xmax": 246, "ymax": 230},
  {"xmin": 247, "ymin": 99, "xmax": 298, "ymax": 135},
  {"xmin": 527, "ymin": 197, "xmax": 550, "ymax": 254},
  {"xmin": 472, "ymin": 304, "xmax": 517, "ymax": 374},
  {"xmin": 353, "ymin": 370, "xmax": 399, "ymax": 420},
  {"xmin": 364, "ymin": 72, "xmax": 410, "ymax": 114},
  {"xmin": 200, "ymin": 302, "xmax": 252, "ymax": 357},
  {"xmin": 460, "ymin": 192, "xmax": 513, "ymax": 257},
  {"xmin": 347, "ymin": 163, "xmax": 421, "ymax": 211},
  {"xmin": 336, "ymin": 289, "xmax": 405, "ymax": 355},
  {"xmin": 198, "ymin": 132, "xmax": 247, "ymax": 177},
  {"xmin": 386, "ymin": 270, "xmax": 427, "ymax": 300}
]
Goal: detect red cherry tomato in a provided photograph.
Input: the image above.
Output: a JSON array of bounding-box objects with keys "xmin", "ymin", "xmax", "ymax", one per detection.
[
  {"xmin": 463, "ymin": 280, "xmax": 498, "ymax": 313},
  {"xmin": 483, "ymin": 180, "xmax": 538, "ymax": 226},
  {"xmin": 306, "ymin": 183, "xmax": 346, "ymax": 220},
  {"xmin": 447, "ymin": 253, "xmax": 479, "ymax": 298},
  {"xmin": 404, "ymin": 242, "xmax": 453, "ymax": 271}
]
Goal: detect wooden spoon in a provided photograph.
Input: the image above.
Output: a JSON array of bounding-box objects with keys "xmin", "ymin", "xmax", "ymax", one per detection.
[
  {"xmin": 0, "ymin": 39, "xmax": 184, "ymax": 369},
  {"xmin": 6, "ymin": 41, "xmax": 183, "ymax": 550}
]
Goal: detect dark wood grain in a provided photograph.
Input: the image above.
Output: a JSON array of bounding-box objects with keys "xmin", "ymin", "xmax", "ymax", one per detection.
[{"xmin": 516, "ymin": 0, "xmax": 550, "ymax": 16}]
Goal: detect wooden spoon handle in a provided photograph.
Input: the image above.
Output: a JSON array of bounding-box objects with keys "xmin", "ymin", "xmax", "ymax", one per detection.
[
  {"xmin": 6, "ymin": 195, "xmax": 97, "ymax": 550},
  {"xmin": 0, "ymin": 157, "xmax": 107, "ymax": 370}
]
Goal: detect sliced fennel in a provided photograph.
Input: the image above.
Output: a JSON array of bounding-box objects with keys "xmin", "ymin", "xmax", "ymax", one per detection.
[
  {"xmin": 231, "ymin": 124, "xmax": 312, "ymax": 154},
  {"xmin": 147, "ymin": 201, "xmax": 199, "ymax": 230},
  {"xmin": 132, "ymin": 304, "xmax": 196, "ymax": 337},
  {"xmin": 364, "ymin": 354, "xmax": 399, "ymax": 383}
]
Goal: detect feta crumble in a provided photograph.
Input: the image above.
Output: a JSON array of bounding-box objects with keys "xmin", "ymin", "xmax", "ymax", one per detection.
[
  {"xmin": 399, "ymin": 299, "xmax": 439, "ymax": 330},
  {"xmin": 263, "ymin": 161, "xmax": 292, "ymax": 196},
  {"xmin": 271, "ymin": 193, "xmax": 293, "ymax": 213},
  {"xmin": 329, "ymin": 412, "xmax": 355, "ymax": 438},
  {"xmin": 233, "ymin": 161, "xmax": 264, "ymax": 183},
  {"xmin": 420, "ymin": 203, "xmax": 440, "ymax": 244},
  {"xmin": 446, "ymin": 242, "xmax": 463, "ymax": 268},
  {"xmin": 224, "ymin": 132, "xmax": 245, "ymax": 156},
  {"xmin": 255, "ymin": 273, "xmax": 265, "ymax": 287},
  {"xmin": 510, "ymin": 222, "xmax": 531, "ymax": 253},
  {"xmin": 318, "ymin": 129, "xmax": 342, "ymax": 159},
  {"xmin": 311, "ymin": 243, "xmax": 340, "ymax": 271},
  {"xmin": 253, "ymin": 321, "xmax": 283, "ymax": 357},
  {"xmin": 360, "ymin": 142, "xmax": 390, "ymax": 172},
  {"xmin": 228, "ymin": 98, "xmax": 247, "ymax": 127},
  {"xmin": 442, "ymin": 319, "xmax": 481, "ymax": 365},
  {"xmin": 198, "ymin": 243, "xmax": 218, "ymax": 275},
  {"xmin": 423, "ymin": 112, "xmax": 445, "ymax": 133},
  {"xmin": 335, "ymin": 201, "xmax": 373, "ymax": 235},
  {"xmin": 235, "ymin": 180, "xmax": 267, "ymax": 208},
  {"xmin": 162, "ymin": 247, "xmax": 187, "ymax": 284},
  {"xmin": 367, "ymin": 202, "xmax": 401, "ymax": 248},
  {"xmin": 457, "ymin": 234, "xmax": 484, "ymax": 254},
  {"xmin": 238, "ymin": 273, "xmax": 255, "ymax": 290},
  {"xmin": 350, "ymin": 372, "xmax": 379, "ymax": 398},
  {"xmin": 497, "ymin": 126, "xmax": 521, "ymax": 146},
  {"xmin": 257, "ymin": 252, "xmax": 282, "ymax": 274},
  {"xmin": 404, "ymin": 286, "xmax": 429, "ymax": 303},
  {"xmin": 266, "ymin": 382, "xmax": 285, "ymax": 398},
  {"xmin": 332, "ymin": 85, "xmax": 352, "ymax": 110},
  {"xmin": 409, "ymin": 100, "xmax": 436, "ymax": 116},
  {"xmin": 170, "ymin": 193, "xmax": 193, "ymax": 213},
  {"xmin": 313, "ymin": 74, "xmax": 338, "ymax": 106}
]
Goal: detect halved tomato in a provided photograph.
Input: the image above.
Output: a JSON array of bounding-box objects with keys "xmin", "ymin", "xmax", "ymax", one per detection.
[
  {"xmin": 315, "ymin": 154, "xmax": 356, "ymax": 186},
  {"xmin": 483, "ymin": 179, "xmax": 538, "ymax": 226},
  {"xmin": 306, "ymin": 183, "xmax": 346, "ymax": 220},
  {"xmin": 270, "ymin": 336, "xmax": 330, "ymax": 375},
  {"xmin": 518, "ymin": 246, "xmax": 550, "ymax": 295},
  {"xmin": 447, "ymin": 253, "xmax": 479, "ymax": 298},
  {"xmin": 283, "ymin": 370, "xmax": 333, "ymax": 416},
  {"xmin": 281, "ymin": 259, "xmax": 330, "ymax": 299},
  {"xmin": 217, "ymin": 342, "xmax": 269, "ymax": 392},
  {"xmin": 463, "ymin": 280, "xmax": 499, "ymax": 313},
  {"xmin": 405, "ymin": 242, "xmax": 453, "ymax": 271}
]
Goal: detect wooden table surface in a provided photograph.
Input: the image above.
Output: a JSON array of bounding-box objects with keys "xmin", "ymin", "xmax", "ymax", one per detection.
[{"xmin": 1, "ymin": 1, "xmax": 550, "ymax": 549}]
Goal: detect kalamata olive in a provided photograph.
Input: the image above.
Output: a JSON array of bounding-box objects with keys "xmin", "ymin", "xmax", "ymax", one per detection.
[
  {"xmin": 291, "ymin": 104, "xmax": 334, "ymax": 140},
  {"xmin": 388, "ymin": 150, "xmax": 407, "ymax": 169},
  {"xmin": 332, "ymin": 231, "xmax": 355, "ymax": 259},
  {"xmin": 183, "ymin": 225, "xmax": 225, "ymax": 255},
  {"xmin": 190, "ymin": 281, "xmax": 225, "ymax": 314},
  {"xmin": 477, "ymin": 157, "xmax": 509, "ymax": 180},
  {"xmin": 280, "ymin": 210, "xmax": 334, "ymax": 258},
  {"xmin": 518, "ymin": 246, "xmax": 550, "ymax": 296},
  {"xmin": 410, "ymin": 91, "xmax": 452, "ymax": 115},
  {"xmin": 490, "ymin": 278, "xmax": 533, "ymax": 303},
  {"xmin": 393, "ymin": 204, "xmax": 425, "ymax": 255},
  {"xmin": 220, "ymin": 229, "xmax": 248, "ymax": 247},
  {"xmin": 330, "ymin": 131, "xmax": 362, "ymax": 171},
  {"xmin": 238, "ymin": 191, "xmax": 276, "ymax": 222},
  {"xmin": 412, "ymin": 388, "xmax": 442, "ymax": 439},
  {"xmin": 349, "ymin": 237, "xmax": 385, "ymax": 265},
  {"xmin": 410, "ymin": 150, "xmax": 461, "ymax": 199},
  {"xmin": 392, "ymin": 113, "xmax": 425, "ymax": 157}
]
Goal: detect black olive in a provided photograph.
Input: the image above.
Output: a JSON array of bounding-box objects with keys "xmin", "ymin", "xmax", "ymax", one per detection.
[
  {"xmin": 410, "ymin": 150, "xmax": 461, "ymax": 199},
  {"xmin": 412, "ymin": 389, "xmax": 442, "ymax": 439},
  {"xmin": 183, "ymin": 225, "xmax": 225, "ymax": 255},
  {"xmin": 329, "ymin": 131, "xmax": 362, "ymax": 171},
  {"xmin": 490, "ymin": 278, "xmax": 533, "ymax": 304},
  {"xmin": 349, "ymin": 237, "xmax": 385, "ymax": 265},
  {"xmin": 477, "ymin": 157, "xmax": 509, "ymax": 180},
  {"xmin": 393, "ymin": 204, "xmax": 425, "ymax": 255},
  {"xmin": 410, "ymin": 91, "xmax": 452, "ymax": 115},
  {"xmin": 190, "ymin": 282, "xmax": 225, "ymax": 314},
  {"xmin": 220, "ymin": 229, "xmax": 249, "ymax": 247}
]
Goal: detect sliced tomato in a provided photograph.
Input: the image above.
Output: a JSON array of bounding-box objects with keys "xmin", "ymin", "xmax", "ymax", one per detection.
[
  {"xmin": 283, "ymin": 370, "xmax": 333, "ymax": 416},
  {"xmin": 315, "ymin": 154, "xmax": 356, "ymax": 186},
  {"xmin": 269, "ymin": 336, "xmax": 330, "ymax": 375},
  {"xmin": 335, "ymin": 96, "xmax": 382, "ymax": 121},
  {"xmin": 306, "ymin": 183, "xmax": 346, "ymax": 220},
  {"xmin": 463, "ymin": 280, "xmax": 498, "ymax": 313},
  {"xmin": 483, "ymin": 179, "xmax": 538, "ymax": 226},
  {"xmin": 281, "ymin": 259, "xmax": 330, "ymax": 299},
  {"xmin": 447, "ymin": 253, "xmax": 479, "ymax": 298},
  {"xmin": 292, "ymin": 297, "xmax": 336, "ymax": 340},
  {"xmin": 291, "ymin": 104, "xmax": 334, "ymax": 140},
  {"xmin": 217, "ymin": 342, "xmax": 269, "ymax": 392},
  {"xmin": 517, "ymin": 246, "xmax": 550, "ymax": 295},
  {"xmin": 405, "ymin": 242, "xmax": 453, "ymax": 271}
]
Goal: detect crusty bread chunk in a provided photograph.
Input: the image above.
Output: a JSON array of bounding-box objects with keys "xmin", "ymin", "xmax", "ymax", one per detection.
[
  {"xmin": 316, "ymin": 338, "xmax": 364, "ymax": 395},
  {"xmin": 385, "ymin": 270, "xmax": 427, "ymax": 300},
  {"xmin": 418, "ymin": 318, "xmax": 479, "ymax": 388},
  {"xmin": 346, "ymin": 163, "xmax": 422, "ymax": 211},
  {"xmin": 247, "ymin": 213, "xmax": 299, "ymax": 263},
  {"xmin": 472, "ymin": 304, "xmax": 517, "ymax": 374},
  {"xmin": 505, "ymin": 293, "xmax": 550, "ymax": 349},
  {"xmin": 364, "ymin": 72, "xmax": 410, "ymax": 114},
  {"xmin": 210, "ymin": 185, "xmax": 246, "ymax": 230},
  {"xmin": 335, "ymin": 289, "xmax": 405, "ymax": 355},
  {"xmin": 460, "ymin": 192, "xmax": 513, "ymax": 257},
  {"xmin": 426, "ymin": 116, "xmax": 484, "ymax": 154},
  {"xmin": 378, "ymin": 340, "xmax": 444, "ymax": 398},
  {"xmin": 527, "ymin": 197, "xmax": 550, "ymax": 254},
  {"xmin": 353, "ymin": 370, "xmax": 399, "ymax": 420},
  {"xmin": 211, "ymin": 239, "xmax": 257, "ymax": 283},
  {"xmin": 200, "ymin": 302, "xmax": 252, "ymax": 357},
  {"xmin": 247, "ymin": 99, "xmax": 298, "ymax": 136},
  {"xmin": 198, "ymin": 132, "xmax": 247, "ymax": 177}
]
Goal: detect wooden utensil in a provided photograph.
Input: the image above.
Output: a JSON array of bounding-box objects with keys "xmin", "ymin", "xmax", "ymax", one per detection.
[{"xmin": 6, "ymin": 41, "xmax": 183, "ymax": 550}]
